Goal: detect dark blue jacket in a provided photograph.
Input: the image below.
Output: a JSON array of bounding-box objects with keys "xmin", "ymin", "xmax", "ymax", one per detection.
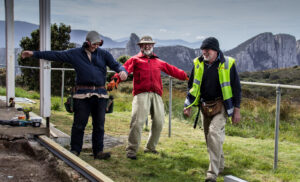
[{"xmin": 33, "ymin": 46, "xmax": 126, "ymax": 95}]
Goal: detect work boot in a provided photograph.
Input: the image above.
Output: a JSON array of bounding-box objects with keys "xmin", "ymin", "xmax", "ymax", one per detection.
[
  {"xmin": 94, "ymin": 152, "xmax": 111, "ymax": 160},
  {"xmin": 218, "ymin": 168, "xmax": 224, "ymax": 175},
  {"xmin": 126, "ymin": 153, "xmax": 137, "ymax": 160},
  {"xmin": 144, "ymin": 148, "xmax": 159, "ymax": 154},
  {"xmin": 205, "ymin": 177, "xmax": 216, "ymax": 182},
  {"xmin": 70, "ymin": 150, "xmax": 79, "ymax": 156}
]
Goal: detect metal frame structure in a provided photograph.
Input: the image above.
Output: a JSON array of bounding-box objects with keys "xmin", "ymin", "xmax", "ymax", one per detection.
[
  {"xmin": 240, "ymin": 81, "xmax": 300, "ymax": 170},
  {"xmin": 4, "ymin": 0, "xmax": 51, "ymax": 119},
  {"xmin": 5, "ymin": 0, "xmax": 15, "ymax": 107},
  {"xmin": 39, "ymin": 0, "xmax": 51, "ymax": 119}
]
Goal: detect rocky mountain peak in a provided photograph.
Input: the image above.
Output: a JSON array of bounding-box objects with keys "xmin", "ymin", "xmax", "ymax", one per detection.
[
  {"xmin": 225, "ymin": 32, "xmax": 298, "ymax": 72},
  {"xmin": 125, "ymin": 33, "xmax": 140, "ymax": 56},
  {"xmin": 296, "ymin": 40, "xmax": 300, "ymax": 65}
]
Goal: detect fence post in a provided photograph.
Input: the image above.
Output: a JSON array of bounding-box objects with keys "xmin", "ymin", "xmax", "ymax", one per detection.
[
  {"xmin": 61, "ymin": 70, "xmax": 65, "ymax": 109},
  {"xmin": 169, "ymin": 76, "xmax": 172, "ymax": 137},
  {"xmin": 274, "ymin": 86, "xmax": 281, "ymax": 170}
]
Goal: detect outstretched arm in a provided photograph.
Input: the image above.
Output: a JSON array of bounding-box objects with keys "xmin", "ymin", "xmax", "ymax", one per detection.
[
  {"xmin": 21, "ymin": 51, "xmax": 34, "ymax": 59},
  {"xmin": 112, "ymin": 57, "xmax": 134, "ymax": 81},
  {"xmin": 106, "ymin": 57, "xmax": 134, "ymax": 91},
  {"xmin": 104, "ymin": 51, "xmax": 128, "ymax": 81},
  {"xmin": 183, "ymin": 67, "xmax": 195, "ymax": 117},
  {"xmin": 22, "ymin": 50, "xmax": 72, "ymax": 63},
  {"xmin": 161, "ymin": 61, "xmax": 188, "ymax": 81}
]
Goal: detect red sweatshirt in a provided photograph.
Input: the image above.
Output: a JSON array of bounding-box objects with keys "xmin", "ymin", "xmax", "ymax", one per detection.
[{"xmin": 114, "ymin": 52, "xmax": 187, "ymax": 96}]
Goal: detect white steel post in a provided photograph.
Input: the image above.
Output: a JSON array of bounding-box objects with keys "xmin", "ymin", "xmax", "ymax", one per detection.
[
  {"xmin": 5, "ymin": 0, "xmax": 15, "ymax": 106},
  {"xmin": 39, "ymin": 0, "xmax": 51, "ymax": 119}
]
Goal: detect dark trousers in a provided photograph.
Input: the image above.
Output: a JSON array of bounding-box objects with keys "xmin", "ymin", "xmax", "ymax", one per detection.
[{"xmin": 70, "ymin": 96, "xmax": 107, "ymax": 155}]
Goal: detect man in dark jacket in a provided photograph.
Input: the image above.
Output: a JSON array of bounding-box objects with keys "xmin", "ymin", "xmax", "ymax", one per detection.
[
  {"xmin": 108, "ymin": 35, "xmax": 189, "ymax": 160},
  {"xmin": 22, "ymin": 31, "xmax": 128, "ymax": 160},
  {"xmin": 183, "ymin": 37, "xmax": 241, "ymax": 182}
]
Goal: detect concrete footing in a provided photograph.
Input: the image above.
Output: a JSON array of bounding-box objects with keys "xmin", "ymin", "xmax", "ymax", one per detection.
[{"xmin": 224, "ymin": 175, "xmax": 248, "ymax": 182}]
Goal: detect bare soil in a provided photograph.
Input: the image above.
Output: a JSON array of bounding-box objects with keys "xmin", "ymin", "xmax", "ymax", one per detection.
[{"xmin": 0, "ymin": 139, "xmax": 88, "ymax": 182}]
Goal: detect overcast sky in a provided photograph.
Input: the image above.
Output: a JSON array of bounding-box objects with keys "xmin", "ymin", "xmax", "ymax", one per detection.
[{"xmin": 1, "ymin": 0, "xmax": 300, "ymax": 50}]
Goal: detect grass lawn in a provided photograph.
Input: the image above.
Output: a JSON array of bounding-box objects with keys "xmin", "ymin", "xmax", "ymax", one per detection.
[
  {"xmin": 50, "ymin": 110, "xmax": 300, "ymax": 182},
  {"xmin": 1, "ymin": 86, "xmax": 300, "ymax": 181}
]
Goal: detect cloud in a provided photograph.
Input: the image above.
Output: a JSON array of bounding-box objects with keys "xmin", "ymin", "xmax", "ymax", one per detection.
[
  {"xmin": 1, "ymin": 0, "xmax": 300, "ymax": 50},
  {"xmin": 196, "ymin": 36, "xmax": 205, "ymax": 40},
  {"xmin": 159, "ymin": 29, "xmax": 167, "ymax": 33},
  {"xmin": 182, "ymin": 32, "xmax": 191, "ymax": 37},
  {"xmin": 158, "ymin": 29, "xmax": 176, "ymax": 34}
]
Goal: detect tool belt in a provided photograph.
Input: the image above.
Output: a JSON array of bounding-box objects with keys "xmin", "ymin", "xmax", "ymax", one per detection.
[
  {"xmin": 64, "ymin": 86, "xmax": 114, "ymax": 114},
  {"xmin": 201, "ymin": 98, "xmax": 223, "ymax": 117},
  {"xmin": 75, "ymin": 85, "xmax": 105, "ymax": 90},
  {"xmin": 64, "ymin": 87, "xmax": 75, "ymax": 113}
]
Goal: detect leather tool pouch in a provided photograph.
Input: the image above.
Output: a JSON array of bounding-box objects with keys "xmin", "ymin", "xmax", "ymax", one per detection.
[
  {"xmin": 64, "ymin": 96, "xmax": 74, "ymax": 113},
  {"xmin": 201, "ymin": 99, "xmax": 223, "ymax": 117},
  {"xmin": 64, "ymin": 87, "xmax": 75, "ymax": 113},
  {"xmin": 106, "ymin": 95, "xmax": 114, "ymax": 113}
]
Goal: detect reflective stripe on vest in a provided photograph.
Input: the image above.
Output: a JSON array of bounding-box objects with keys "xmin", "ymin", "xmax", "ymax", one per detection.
[
  {"xmin": 219, "ymin": 56, "xmax": 234, "ymax": 101},
  {"xmin": 219, "ymin": 56, "xmax": 235, "ymax": 116},
  {"xmin": 187, "ymin": 57, "xmax": 204, "ymax": 107}
]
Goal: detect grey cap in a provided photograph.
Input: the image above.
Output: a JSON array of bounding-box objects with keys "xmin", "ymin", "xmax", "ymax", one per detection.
[
  {"xmin": 137, "ymin": 35, "xmax": 156, "ymax": 45},
  {"xmin": 86, "ymin": 31, "xmax": 102, "ymax": 44}
]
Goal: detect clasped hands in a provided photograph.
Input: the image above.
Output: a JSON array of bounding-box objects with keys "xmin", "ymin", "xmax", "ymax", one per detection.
[{"xmin": 106, "ymin": 71, "xmax": 127, "ymax": 91}]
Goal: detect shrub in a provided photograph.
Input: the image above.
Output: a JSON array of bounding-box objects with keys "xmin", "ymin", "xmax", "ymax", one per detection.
[
  {"xmin": 51, "ymin": 102, "xmax": 61, "ymax": 111},
  {"xmin": 279, "ymin": 100, "xmax": 296, "ymax": 121},
  {"xmin": 269, "ymin": 74, "xmax": 280, "ymax": 80},
  {"xmin": 0, "ymin": 68, "xmax": 6, "ymax": 86}
]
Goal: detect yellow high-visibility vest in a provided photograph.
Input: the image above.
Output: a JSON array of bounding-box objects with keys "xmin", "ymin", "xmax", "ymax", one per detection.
[{"xmin": 186, "ymin": 56, "xmax": 235, "ymax": 116}]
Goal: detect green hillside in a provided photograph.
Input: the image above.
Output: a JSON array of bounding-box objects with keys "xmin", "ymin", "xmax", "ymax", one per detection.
[{"xmin": 239, "ymin": 66, "xmax": 300, "ymax": 102}]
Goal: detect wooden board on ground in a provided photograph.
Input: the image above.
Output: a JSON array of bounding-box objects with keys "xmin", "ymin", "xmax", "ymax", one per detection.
[{"xmin": 39, "ymin": 135, "xmax": 114, "ymax": 182}]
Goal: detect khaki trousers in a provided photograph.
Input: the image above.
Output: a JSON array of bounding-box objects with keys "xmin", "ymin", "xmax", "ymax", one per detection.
[
  {"xmin": 126, "ymin": 92, "xmax": 165, "ymax": 155},
  {"xmin": 203, "ymin": 104, "xmax": 227, "ymax": 180}
]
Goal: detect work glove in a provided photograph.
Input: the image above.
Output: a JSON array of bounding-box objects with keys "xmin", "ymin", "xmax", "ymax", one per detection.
[{"xmin": 106, "ymin": 77, "xmax": 120, "ymax": 91}]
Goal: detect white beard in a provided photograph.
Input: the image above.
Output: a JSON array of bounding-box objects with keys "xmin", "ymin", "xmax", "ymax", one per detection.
[
  {"xmin": 203, "ymin": 54, "xmax": 211, "ymax": 62},
  {"xmin": 143, "ymin": 47, "xmax": 153, "ymax": 56}
]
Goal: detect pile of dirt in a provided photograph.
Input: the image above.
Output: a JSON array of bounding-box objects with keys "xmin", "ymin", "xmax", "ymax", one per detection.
[{"xmin": 0, "ymin": 138, "xmax": 88, "ymax": 182}]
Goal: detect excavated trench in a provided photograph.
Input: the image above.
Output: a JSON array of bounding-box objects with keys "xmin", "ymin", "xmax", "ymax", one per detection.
[
  {"xmin": 0, "ymin": 100, "xmax": 88, "ymax": 182},
  {"xmin": 0, "ymin": 99, "xmax": 125, "ymax": 181},
  {"xmin": 0, "ymin": 138, "xmax": 88, "ymax": 182}
]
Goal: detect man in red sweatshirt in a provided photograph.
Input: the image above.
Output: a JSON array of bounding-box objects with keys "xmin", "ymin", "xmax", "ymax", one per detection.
[{"xmin": 108, "ymin": 36, "xmax": 189, "ymax": 160}]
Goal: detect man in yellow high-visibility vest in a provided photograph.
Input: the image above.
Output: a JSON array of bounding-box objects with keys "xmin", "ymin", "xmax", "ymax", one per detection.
[{"xmin": 183, "ymin": 37, "xmax": 241, "ymax": 182}]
